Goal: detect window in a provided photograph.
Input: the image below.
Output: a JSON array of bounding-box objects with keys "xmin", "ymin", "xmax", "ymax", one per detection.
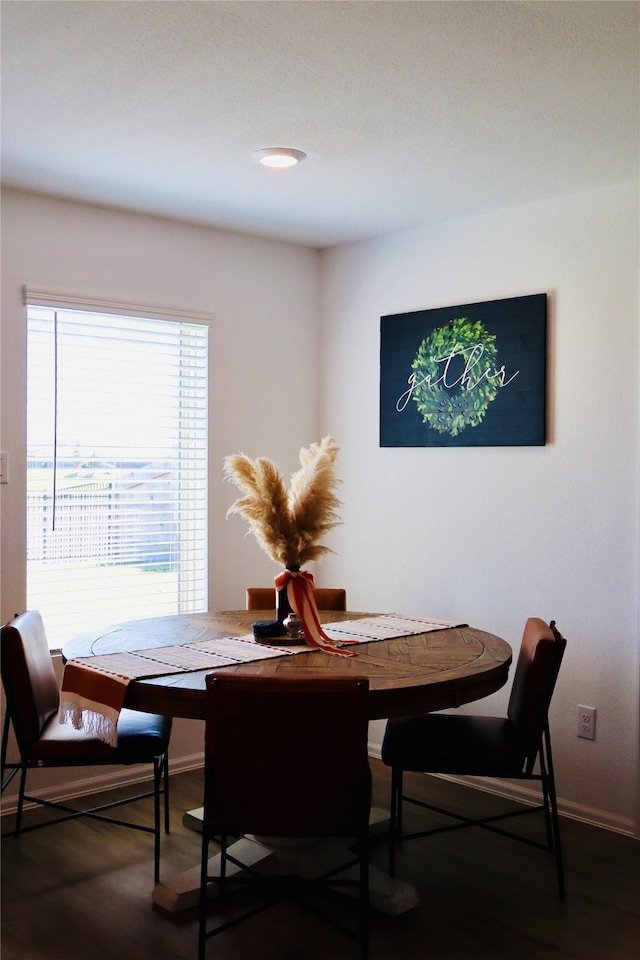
[{"xmin": 26, "ymin": 300, "xmax": 208, "ymax": 649}]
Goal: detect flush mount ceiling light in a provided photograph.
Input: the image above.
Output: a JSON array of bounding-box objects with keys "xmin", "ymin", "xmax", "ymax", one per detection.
[{"xmin": 254, "ymin": 147, "xmax": 307, "ymax": 168}]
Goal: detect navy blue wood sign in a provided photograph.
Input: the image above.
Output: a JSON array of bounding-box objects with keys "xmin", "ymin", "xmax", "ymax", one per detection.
[{"xmin": 380, "ymin": 294, "xmax": 547, "ymax": 447}]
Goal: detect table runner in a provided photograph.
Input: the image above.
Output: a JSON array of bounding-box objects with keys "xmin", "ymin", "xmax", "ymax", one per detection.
[
  {"xmin": 323, "ymin": 614, "xmax": 464, "ymax": 643},
  {"xmin": 60, "ymin": 615, "xmax": 465, "ymax": 745}
]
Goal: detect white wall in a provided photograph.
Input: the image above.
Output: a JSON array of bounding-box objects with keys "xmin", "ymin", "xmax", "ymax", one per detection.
[
  {"xmin": 0, "ymin": 189, "xmax": 321, "ymax": 783},
  {"xmin": 2, "ymin": 183, "xmax": 639, "ymax": 836},
  {"xmin": 318, "ymin": 180, "xmax": 640, "ymax": 834}
]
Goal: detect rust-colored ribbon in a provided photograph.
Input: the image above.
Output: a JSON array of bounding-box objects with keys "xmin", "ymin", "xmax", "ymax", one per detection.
[{"xmin": 274, "ymin": 570, "xmax": 358, "ymax": 658}]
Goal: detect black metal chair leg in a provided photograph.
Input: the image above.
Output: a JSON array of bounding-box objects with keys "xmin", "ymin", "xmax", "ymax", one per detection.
[
  {"xmin": 163, "ymin": 752, "xmax": 170, "ymax": 834},
  {"xmin": 360, "ymin": 825, "xmax": 370, "ymax": 960},
  {"xmin": 1, "ymin": 709, "xmax": 11, "ymax": 784},
  {"xmin": 543, "ymin": 728, "xmax": 565, "ymax": 900},
  {"xmin": 389, "ymin": 766, "xmax": 402, "ymax": 876},
  {"xmin": 198, "ymin": 825, "xmax": 210, "ymax": 960},
  {"xmin": 14, "ymin": 765, "xmax": 28, "ymax": 836},
  {"xmin": 153, "ymin": 756, "xmax": 161, "ymax": 883}
]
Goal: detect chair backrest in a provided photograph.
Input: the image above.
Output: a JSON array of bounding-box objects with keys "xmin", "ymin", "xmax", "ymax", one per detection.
[
  {"xmin": 507, "ymin": 618, "xmax": 566, "ymax": 771},
  {"xmin": 203, "ymin": 673, "xmax": 370, "ymax": 838},
  {"xmin": 245, "ymin": 587, "xmax": 347, "ymax": 611},
  {"xmin": 1, "ymin": 611, "xmax": 60, "ymax": 756}
]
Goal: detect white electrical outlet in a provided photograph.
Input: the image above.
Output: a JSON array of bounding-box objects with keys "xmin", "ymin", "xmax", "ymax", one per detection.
[{"xmin": 577, "ymin": 705, "xmax": 596, "ymax": 740}]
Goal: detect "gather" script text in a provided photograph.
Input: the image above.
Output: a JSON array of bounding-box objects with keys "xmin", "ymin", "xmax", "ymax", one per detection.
[{"xmin": 396, "ymin": 342, "xmax": 520, "ymax": 412}]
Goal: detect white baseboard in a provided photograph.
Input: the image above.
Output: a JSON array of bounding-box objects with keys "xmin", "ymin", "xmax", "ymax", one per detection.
[
  {"xmin": 366, "ymin": 743, "xmax": 636, "ymax": 838},
  {"xmin": 0, "ymin": 753, "xmax": 204, "ymax": 819},
  {"xmin": 3, "ymin": 745, "xmax": 636, "ymax": 840}
]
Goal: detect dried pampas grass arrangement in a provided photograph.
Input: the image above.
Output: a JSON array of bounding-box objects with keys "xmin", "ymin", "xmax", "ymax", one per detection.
[{"xmin": 223, "ymin": 436, "xmax": 341, "ymax": 570}]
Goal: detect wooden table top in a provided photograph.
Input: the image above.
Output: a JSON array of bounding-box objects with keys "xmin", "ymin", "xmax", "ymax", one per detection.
[{"xmin": 62, "ymin": 610, "xmax": 512, "ymax": 722}]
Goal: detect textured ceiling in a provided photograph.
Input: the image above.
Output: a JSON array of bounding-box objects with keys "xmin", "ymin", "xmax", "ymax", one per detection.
[{"xmin": 1, "ymin": 1, "xmax": 638, "ymax": 247}]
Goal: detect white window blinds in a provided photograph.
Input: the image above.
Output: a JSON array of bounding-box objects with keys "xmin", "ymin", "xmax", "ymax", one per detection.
[{"xmin": 26, "ymin": 302, "xmax": 208, "ymax": 649}]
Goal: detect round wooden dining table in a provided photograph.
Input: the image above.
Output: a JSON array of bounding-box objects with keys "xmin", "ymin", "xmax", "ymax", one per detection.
[
  {"xmin": 63, "ymin": 609, "xmax": 512, "ymax": 916},
  {"xmin": 62, "ymin": 608, "xmax": 513, "ymax": 722}
]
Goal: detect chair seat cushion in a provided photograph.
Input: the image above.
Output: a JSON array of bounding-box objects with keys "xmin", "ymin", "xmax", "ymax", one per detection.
[
  {"xmin": 27, "ymin": 708, "xmax": 172, "ymax": 766},
  {"xmin": 382, "ymin": 713, "xmax": 524, "ymax": 777}
]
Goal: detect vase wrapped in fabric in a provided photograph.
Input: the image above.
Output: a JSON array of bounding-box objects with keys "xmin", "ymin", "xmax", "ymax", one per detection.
[
  {"xmin": 224, "ymin": 437, "xmax": 357, "ymax": 658},
  {"xmin": 274, "ymin": 568, "xmax": 357, "ymax": 655},
  {"xmin": 276, "ymin": 566, "xmax": 298, "ymax": 623}
]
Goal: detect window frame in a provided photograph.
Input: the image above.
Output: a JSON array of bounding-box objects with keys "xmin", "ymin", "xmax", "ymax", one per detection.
[{"xmin": 24, "ymin": 287, "xmax": 213, "ymax": 650}]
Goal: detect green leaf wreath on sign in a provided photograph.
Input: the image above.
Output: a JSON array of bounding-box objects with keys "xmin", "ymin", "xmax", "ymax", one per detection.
[{"xmin": 411, "ymin": 317, "xmax": 502, "ymax": 438}]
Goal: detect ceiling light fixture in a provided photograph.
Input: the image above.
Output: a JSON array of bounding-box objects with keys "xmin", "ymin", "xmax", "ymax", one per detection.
[{"xmin": 254, "ymin": 147, "xmax": 307, "ymax": 168}]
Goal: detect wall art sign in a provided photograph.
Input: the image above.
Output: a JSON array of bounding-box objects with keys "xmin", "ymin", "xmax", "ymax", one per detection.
[{"xmin": 380, "ymin": 293, "xmax": 547, "ymax": 447}]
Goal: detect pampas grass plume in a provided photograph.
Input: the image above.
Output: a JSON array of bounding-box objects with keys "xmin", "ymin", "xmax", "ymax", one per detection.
[{"xmin": 224, "ymin": 437, "xmax": 341, "ymax": 568}]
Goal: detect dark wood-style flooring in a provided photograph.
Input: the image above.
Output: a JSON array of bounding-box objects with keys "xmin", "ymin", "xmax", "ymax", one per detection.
[{"xmin": 2, "ymin": 759, "xmax": 639, "ymax": 959}]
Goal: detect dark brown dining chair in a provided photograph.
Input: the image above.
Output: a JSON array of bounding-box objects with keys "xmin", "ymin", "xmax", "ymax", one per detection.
[
  {"xmin": 198, "ymin": 673, "xmax": 371, "ymax": 959},
  {"xmin": 1, "ymin": 610, "xmax": 172, "ymax": 883},
  {"xmin": 245, "ymin": 586, "xmax": 347, "ymax": 612},
  {"xmin": 382, "ymin": 617, "xmax": 567, "ymax": 899}
]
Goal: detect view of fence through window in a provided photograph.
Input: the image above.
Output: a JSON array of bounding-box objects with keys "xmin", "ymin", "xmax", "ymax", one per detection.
[{"xmin": 26, "ymin": 304, "xmax": 208, "ymax": 648}]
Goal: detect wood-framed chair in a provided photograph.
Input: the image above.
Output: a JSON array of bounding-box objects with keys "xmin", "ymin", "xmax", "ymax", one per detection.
[
  {"xmin": 382, "ymin": 618, "xmax": 567, "ymax": 899},
  {"xmin": 245, "ymin": 586, "xmax": 347, "ymax": 612},
  {"xmin": 198, "ymin": 673, "xmax": 371, "ymax": 959},
  {"xmin": 1, "ymin": 610, "xmax": 172, "ymax": 883}
]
